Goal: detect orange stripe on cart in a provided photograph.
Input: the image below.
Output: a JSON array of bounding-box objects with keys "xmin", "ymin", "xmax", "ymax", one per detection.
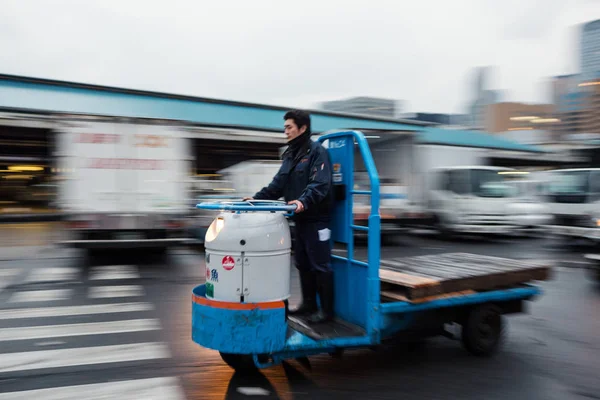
[{"xmin": 192, "ymin": 294, "xmax": 285, "ymax": 310}]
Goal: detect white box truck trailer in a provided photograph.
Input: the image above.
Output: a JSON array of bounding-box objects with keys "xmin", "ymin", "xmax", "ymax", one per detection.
[
  {"xmin": 54, "ymin": 119, "xmax": 193, "ymax": 253},
  {"xmin": 355, "ymin": 140, "xmax": 521, "ymax": 235}
]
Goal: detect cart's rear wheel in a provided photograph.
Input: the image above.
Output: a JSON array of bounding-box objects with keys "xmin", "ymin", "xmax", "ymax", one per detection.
[
  {"xmin": 219, "ymin": 353, "xmax": 257, "ymax": 372},
  {"xmin": 461, "ymin": 304, "xmax": 504, "ymax": 357}
]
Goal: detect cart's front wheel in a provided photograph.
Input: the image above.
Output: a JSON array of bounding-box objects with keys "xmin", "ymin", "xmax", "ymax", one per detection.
[
  {"xmin": 461, "ymin": 304, "xmax": 504, "ymax": 357},
  {"xmin": 219, "ymin": 352, "xmax": 272, "ymax": 372}
]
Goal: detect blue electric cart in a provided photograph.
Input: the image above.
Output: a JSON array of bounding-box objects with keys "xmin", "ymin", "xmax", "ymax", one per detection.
[{"xmin": 191, "ymin": 130, "xmax": 551, "ymax": 371}]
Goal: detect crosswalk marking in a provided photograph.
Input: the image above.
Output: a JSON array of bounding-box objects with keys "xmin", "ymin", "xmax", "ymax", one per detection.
[
  {"xmin": 89, "ymin": 265, "xmax": 140, "ymax": 281},
  {"xmin": 0, "ymin": 263, "xmax": 185, "ymax": 398},
  {"xmin": 0, "ymin": 269, "xmax": 18, "ymax": 278},
  {"xmin": 0, "ymin": 302, "xmax": 153, "ymax": 320},
  {"xmin": 88, "ymin": 285, "xmax": 144, "ymax": 298},
  {"xmin": 0, "ymin": 342, "xmax": 171, "ymax": 373},
  {"xmin": 0, "ymin": 377, "xmax": 185, "ymax": 400},
  {"xmin": 35, "ymin": 341, "xmax": 66, "ymax": 347},
  {"xmin": 9, "ymin": 289, "xmax": 73, "ymax": 303},
  {"xmin": 24, "ymin": 267, "xmax": 79, "ymax": 283},
  {"xmin": 0, "ymin": 319, "xmax": 161, "ymax": 342}
]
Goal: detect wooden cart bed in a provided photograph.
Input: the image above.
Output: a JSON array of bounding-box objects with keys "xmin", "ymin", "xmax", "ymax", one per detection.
[{"xmin": 379, "ymin": 252, "xmax": 552, "ymax": 302}]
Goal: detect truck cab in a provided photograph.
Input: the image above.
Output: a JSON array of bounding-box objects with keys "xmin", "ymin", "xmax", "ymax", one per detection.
[
  {"xmin": 544, "ymin": 168, "xmax": 600, "ymax": 243},
  {"xmin": 428, "ymin": 166, "xmax": 518, "ymax": 236}
]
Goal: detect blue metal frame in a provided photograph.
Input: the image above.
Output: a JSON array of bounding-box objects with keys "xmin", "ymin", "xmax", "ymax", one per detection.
[
  {"xmin": 317, "ymin": 130, "xmax": 381, "ymax": 341},
  {"xmin": 197, "ymin": 200, "xmax": 297, "ymax": 213},
  {"xmin": 190, "ymin": 129, "xmax": 546, "ymax": 370},
  {"xmin": 197, "ymin": 200, "xmax": 297, "ymax": 217}
]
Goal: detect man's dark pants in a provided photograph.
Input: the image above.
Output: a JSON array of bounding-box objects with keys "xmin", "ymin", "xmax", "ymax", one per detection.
[{"xmin": 291, "ymin": 220, "xmax": 334, "ymax": 322}]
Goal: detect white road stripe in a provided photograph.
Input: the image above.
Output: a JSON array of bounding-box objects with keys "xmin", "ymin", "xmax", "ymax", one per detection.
[
  {"xmin": 88, "ymin": 285, "xmax": 144, "ymax": 298},
  {"xmin": 89, "ymin": 265, "xmax": 140, "ymax": 281},
  {"xmin": 0, "ymin": 342, "xmax": 170, "ymax": 373},
  {"xmin": 0, "ymin": 302, "xmax": 153, "ymax": 320},
  {"xmin": 35, "ymin": 341, "xmax": 66, "ymax": 347},
  {"xmin": 24, "ymin": 267, "xmax": 79, "ymax": 283},
  {"xmin": 0, "ymin": 269, "xmax": 18, "ymax": 278},
  {"xmin": 9, "ymin": 289, "xmax": 73, "ymax": 303},
  {"xmin": 0, "ymin": 319, "xmax": 161, "ymax": 342},
  {"xmin": 237, "ymin": 387, "xmax": 271, "ymax": 396},
  {"xmin": 0, "ymin": 377, "xmax": 185, "ymax": 400},
  {"xmin": 561, "ymin": 260, "xmax": 591, "ymax": 265}
]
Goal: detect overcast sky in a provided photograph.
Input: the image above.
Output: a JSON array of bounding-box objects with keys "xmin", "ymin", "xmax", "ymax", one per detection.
[{"xmin": 1, "ymin": 0, "xmax": 599, "ymax": 115}]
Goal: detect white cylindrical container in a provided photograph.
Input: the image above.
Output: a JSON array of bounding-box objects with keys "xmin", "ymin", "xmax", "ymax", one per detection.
[{"xmin": 204, "ymin": 211, "xmax": 292, "ymax": 302}]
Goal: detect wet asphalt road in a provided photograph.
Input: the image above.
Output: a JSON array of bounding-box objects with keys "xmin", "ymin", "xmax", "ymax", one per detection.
[{"xmin": 0, "ymin": 227, "xmax": 599, "ymax": 399}]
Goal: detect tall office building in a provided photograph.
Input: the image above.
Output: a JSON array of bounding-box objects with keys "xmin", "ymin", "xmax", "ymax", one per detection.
[
  {"xmin": 467, "ymin": 67, "xmax": 501, "ymax": 130},
  {"xmin": 581, "ymin": 19, "xmax": 600, "ymax": 83},
  {"xmin": 552, "ymin": 74, "xmax": 586, "ymax": 136}
]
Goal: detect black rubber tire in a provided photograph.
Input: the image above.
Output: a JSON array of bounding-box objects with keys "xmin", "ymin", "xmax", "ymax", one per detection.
[
  {"xmin": 219, "ymin": 353, "xmax": 258, "ymax": 372},
  {"xmin": 461, "ymin": 304, "xmax": 504, "ymax": 357}
]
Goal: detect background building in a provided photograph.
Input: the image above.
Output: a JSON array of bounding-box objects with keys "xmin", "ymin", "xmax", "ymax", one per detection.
[
  {"xmin": 404, "ymin": 113, "xmax": 451, "ymax": 125},
  {"xmin": 319, "ymin": 96, "xmax": 402, "ymax": 119},
  {"xmin": 581, "ymin": 19, "xmax": 600, "ymax": 84},
  {"xmin": 551, "ymin": 74, "xmax": 585, "ymax": 137},
  {"xmin": 484, "ymin": 102, "xmax": 557, "ymax": 133},
  {"xmin": 549, "ymin": 19, "xmax": 600, "ymax": 137},
  {"xmin": 578, "ymin": 80, "xmax": 600, "ymax": 133},
  {"xmin": 467, "ymin": 67, "xmax": 501, "ymax": 130}
]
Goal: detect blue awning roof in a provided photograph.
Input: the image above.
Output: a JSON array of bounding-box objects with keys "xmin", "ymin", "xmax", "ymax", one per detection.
[
  {"xmin": 0, "ymin": 74, "xmax": 545, "ymax": 153},
  {"xmin": 0, "ymin": 74, "xmax": 424, "ymax": 133},
  {"xmin": 416, "ymin": 128, "xmax": 546, "ymax": 153}
]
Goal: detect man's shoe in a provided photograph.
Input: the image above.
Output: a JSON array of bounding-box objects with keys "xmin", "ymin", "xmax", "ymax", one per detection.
[
  {"xmin": 289, "ymin": 302, "xmax": 317, "ymax": 316},
  {"xmin": 289, "ymin": 270, "xmax": 317, "ymax": 316},
  {"xmin": 307, "ymin": 271, "xmax": 334, "ymax": 323}
]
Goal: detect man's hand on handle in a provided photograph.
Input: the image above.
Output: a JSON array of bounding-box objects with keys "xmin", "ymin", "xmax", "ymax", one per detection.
[
  {"xmin": 242, "ymin": 197, "xmax": 303, "ymax": 213},
  {"xmin": 288, "ymin": 200, "xmax": 304, "ymax": 213}
]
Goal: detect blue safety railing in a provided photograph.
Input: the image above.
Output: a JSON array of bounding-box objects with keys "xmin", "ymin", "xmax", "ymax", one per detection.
[
  {"xmin": 196, "ymin": 200, "xmax": 297, "ymax": 216},
  {"xmin": 317, "ymin": 130, "xmax": 381, "ymax": 340}
]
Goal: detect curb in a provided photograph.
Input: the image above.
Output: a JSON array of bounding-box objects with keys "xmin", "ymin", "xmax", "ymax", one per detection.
[{"xmin": 0, "ymin": 214, "xmax": 66, "ymax": 224}]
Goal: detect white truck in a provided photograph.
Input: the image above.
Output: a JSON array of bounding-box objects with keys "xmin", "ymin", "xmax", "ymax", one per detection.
[
  {"xmin": 357, "ymin": 141, "xmax": 520, "ymax": 236},
  {"xmin": 543, "ymin": 168, "xmax": 600, "ymax": 243},
  {"xmin": 186, "ymin": 160, "xmax": 283, "ymax": 245},
  {"xmin": 426, "ymin": 165, "xmax": 520, "ymax": 235},
  {"xmin": 218, "ymin": 160, "xmax": 283, "ymax": 199},
  {"xmin": 54, "ymin": 119, "xmax": 193, "ymax": 254}
]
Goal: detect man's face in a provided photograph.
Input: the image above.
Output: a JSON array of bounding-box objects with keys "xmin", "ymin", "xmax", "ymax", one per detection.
[{"xmin": 284, "ymin": 119, "xmax": 306, "ymax": 142}]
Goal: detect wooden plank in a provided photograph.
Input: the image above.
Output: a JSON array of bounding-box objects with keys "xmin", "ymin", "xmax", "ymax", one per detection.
[
  {"xmin": 380, "ymin": 259, "xmax": 463, "ymax": 280},
  {"xmin": 444, "ymin": 253, "xmax": 552, "ymax": 281},
  {"xmin": 381, "ymin": 259, "xmax": 495, "ymax": 295},
  {"xmin": 445, "ymin": 253, "xmax": 551, "ymax": 271},
  {"xmin": 379, "ymin": 269, "xmax": 440, "ymax": 287},
  {"xmin": 381, "ymin": 289, "xmax": 476, "ymax": 304},
  {"xmin": 387, "ymin": 255, "xmax": 511, "ymax": 279},
  {"xmin": 379, "ymin": 269, "xmax": 443, "ymax": 299},
  {"xmin": 388, "ymin": 262, "xmax": 476, "ymax": 298},
  {"xmin": 378, "ymin": 252, "xmax": 552, "ymax": 301},
  {"xmin": 387, "ymin": 253, "xmax": 551, "ymax": 279}
]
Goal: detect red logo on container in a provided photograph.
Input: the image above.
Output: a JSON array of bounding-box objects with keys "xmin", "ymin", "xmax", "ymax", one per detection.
[{"xmin": 222, "ymin": 256, "xmax": 235, "ymax": 271}]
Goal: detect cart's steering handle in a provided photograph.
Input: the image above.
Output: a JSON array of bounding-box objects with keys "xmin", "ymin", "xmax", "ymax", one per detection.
[{"xmin": 196, "ymin": 200, "xmax": 298, "ymax": 216}]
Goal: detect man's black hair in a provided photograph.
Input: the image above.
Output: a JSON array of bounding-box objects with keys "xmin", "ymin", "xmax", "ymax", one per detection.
[{"xmin": 284, "ymin": 110, "xmax": 311, "ymax": 135}]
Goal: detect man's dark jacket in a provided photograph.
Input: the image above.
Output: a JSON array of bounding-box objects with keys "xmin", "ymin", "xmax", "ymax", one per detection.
[{"xmin": 253, "ymin": 133, "xmax": 333, "ymax": 222}]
